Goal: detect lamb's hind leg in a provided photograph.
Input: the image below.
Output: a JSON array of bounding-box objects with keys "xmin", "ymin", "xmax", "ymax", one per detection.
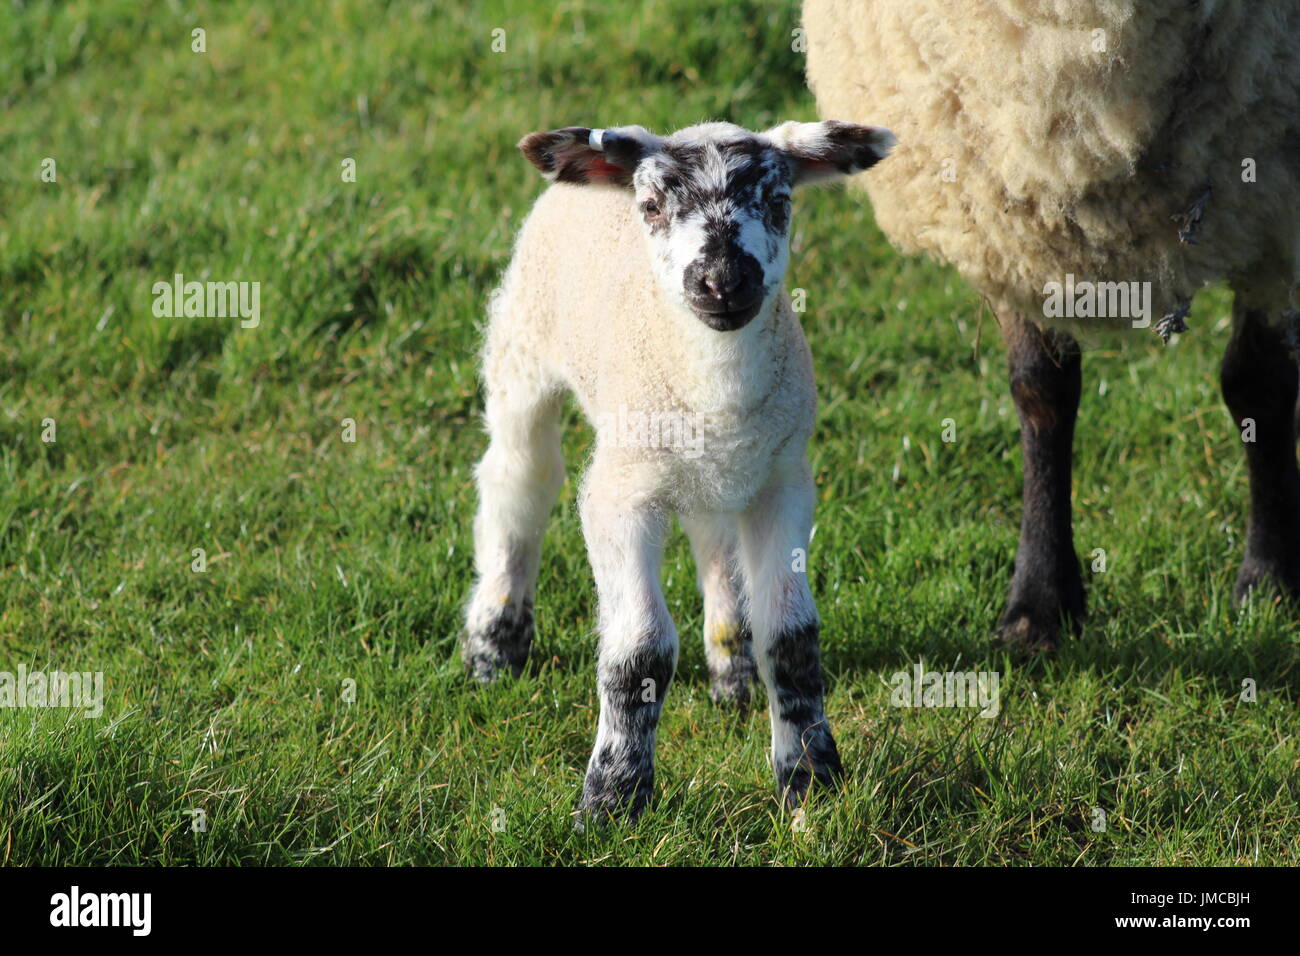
[
  {"xmin": 1220, "ymin": 288, "xmax": 1300, "ymax": 601},
  {"xmin": 577, "ymin": 466, "xmax": 678, "ymax": 821},
  {"xmin": 996, "ymin": 310, "xmax": 1085, "ymax": 652},
  {"xmin": 681, "ymin": 512, "xmax": 756, "ymax": 708},
  {"xmin": 737, "ymin": 460, "xmax": 842, "ymax": 808},
  {"xmin": 463, "ymin": 375, "xmax": 565, "ymax": 683}
]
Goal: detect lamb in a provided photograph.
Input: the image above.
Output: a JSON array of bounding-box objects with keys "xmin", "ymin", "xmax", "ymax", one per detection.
[
  {"xmin": 804, "ymin": 0, "xmax": 1300, "ymax": 649},
  {"xmin": 462, "ymin": 119, "xmax": 893, "ymax": 818}
]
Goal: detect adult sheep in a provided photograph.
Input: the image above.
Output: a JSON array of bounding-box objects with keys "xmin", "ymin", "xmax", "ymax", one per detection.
[{"xmin": 804, "ymin": 0, "xmax": 1300, "ymax": 649}]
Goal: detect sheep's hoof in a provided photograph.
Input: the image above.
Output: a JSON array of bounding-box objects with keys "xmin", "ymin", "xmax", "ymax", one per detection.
[
  {"xmin": 572, "ymin": 801, "xmax": 641, "ymax": 833},
  {"xmin": 462, "ymin": 604, "xmax": 534, "ymax": 683},
  {"xmin": 709, "ymin": 655, "xmax": 757, "ymax": 710},
  {"xmin": 1233, "ymin": 559, "xmax": 1300, "ymax": 606},
  {"xmin": 575, "ymin": 771, "xmax": 653, "ymax": 828},
  {"xmin": 996, "ymin": 602, "xmax": 1080, "ymax": 654},
  {"xmin": 464, "ymin": 651, "xmax": 519, "ymax": 684},
  {"xmin": 776, "ymin": 730, "xmax": 844, "ymax": 809}
]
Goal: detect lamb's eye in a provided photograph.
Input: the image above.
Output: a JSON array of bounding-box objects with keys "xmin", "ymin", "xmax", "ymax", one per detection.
[{"xmin": 640, "ymin": 198, "xmax": 664, "ymax": 221}]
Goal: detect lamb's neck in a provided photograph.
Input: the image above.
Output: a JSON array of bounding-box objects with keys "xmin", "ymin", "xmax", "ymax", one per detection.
[{"xmin": 659, "ymin": 297, "xmax": 784, "ymax": 415}]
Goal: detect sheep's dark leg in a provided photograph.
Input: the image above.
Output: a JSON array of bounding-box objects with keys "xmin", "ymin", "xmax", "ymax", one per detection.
[
  {"xmin": 576, "ymin": 475, "xmax": 677, "ymax": 824},
  {"xmin": 1294, "ymin": 371, "xmax": 1300, "ymax": 438},
  {"xmin": 996, "ymin": 311, "xmax": 1085, "ymax": 651},
  {"xmin": 1220, "ymin": 303, "xmax": 1300, "ymax": 601}
]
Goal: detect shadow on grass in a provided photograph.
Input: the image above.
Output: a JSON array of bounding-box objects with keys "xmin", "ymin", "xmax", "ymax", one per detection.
[{"xmin": 825, "ymin": 599, "xmax": 1300, "ymax": 697}]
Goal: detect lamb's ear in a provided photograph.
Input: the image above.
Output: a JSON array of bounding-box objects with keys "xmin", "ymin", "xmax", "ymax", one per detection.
[
  {"xmin": 518, "ymin": 125, "xmax": 661, "ymax": 187},
  {"xmin": 764, "ymin": 120, "xmax": 896, "ymax": 187}
]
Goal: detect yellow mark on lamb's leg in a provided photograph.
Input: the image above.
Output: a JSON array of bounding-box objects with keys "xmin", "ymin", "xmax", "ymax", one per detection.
[
  {"xmin": 707, "ymin": 622, "xmax": 742, "ymax": 658},
  {"xmin": 705, "ymin": 620, "xmax": 755, "ymax": 708}
]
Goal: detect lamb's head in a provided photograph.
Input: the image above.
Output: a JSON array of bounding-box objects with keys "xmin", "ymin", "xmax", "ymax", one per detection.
[{"xmin": 519, "ymin": 120, "xmax": 895, "ymax": 331}]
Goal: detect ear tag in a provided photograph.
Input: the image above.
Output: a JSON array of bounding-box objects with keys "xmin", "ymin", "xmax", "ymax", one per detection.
[{"xmin": 588, "ymin": 128, "xmax": 606, "ymax": 151}]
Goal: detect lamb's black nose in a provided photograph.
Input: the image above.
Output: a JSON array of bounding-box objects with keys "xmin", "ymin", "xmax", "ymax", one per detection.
[
  {"xmin": 701, "ymin": 269, "xmax": 740, "ymax": 300},
  {"xmin": 684, "ymin": 253, "xmax": 763, "ymax": 312}
]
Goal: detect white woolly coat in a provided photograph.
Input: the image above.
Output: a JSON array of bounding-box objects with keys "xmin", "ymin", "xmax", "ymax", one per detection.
[{"xmin": 804, "ymin": 0, "xmax": 1300, "ymax": 324}]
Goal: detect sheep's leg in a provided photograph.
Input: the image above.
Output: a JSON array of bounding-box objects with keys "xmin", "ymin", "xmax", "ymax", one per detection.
[
  {"xmin": 997, "ymin": 311, "xmax": 1085, "ymax": 651},
  {"xmin": 577, "ymin": 477, "xmax": 677, "ymax": 821},
  {"xmin": 737, "ymin": 460, "xmax": 842, "ymax": 808},
  {"xmin": 1220, "ymin": 298, "xmax": 1300, "ymax": 601},
  {"xmin": 463, "ymin": 382, "xmax": 565, "ymax": 683},
  {"xmin": 681, "ymin": 512, "xmax": 755, "ymax": 708}
]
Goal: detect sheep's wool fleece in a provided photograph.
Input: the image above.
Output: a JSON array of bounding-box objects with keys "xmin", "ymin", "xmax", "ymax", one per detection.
[{"xmin": 804, "ymin": 0, "xmax": 1300, "ymax": 325}]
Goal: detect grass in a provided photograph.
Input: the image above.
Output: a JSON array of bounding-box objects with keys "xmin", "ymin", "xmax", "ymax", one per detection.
[{"xmin": 0, "ymin": 0, "xmax": 1296, "ymax": 866}]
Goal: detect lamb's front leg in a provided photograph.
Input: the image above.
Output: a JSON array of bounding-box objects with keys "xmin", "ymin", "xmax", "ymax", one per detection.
[
  {"xmin": 577, "ymin": 475, "xmax": 678, "ymax": 822},
  {"xmin": 738, "ymin": 461, "xmax": 842, "ymax": 808}
]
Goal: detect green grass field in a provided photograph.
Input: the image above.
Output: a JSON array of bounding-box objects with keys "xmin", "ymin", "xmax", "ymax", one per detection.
[{"xmin": 1, "ymin": 0, "xmax": 1296, "ymax": 866}]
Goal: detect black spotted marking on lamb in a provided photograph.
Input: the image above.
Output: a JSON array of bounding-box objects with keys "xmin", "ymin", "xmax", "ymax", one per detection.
[
  {"xmin": 596, "ymin": 640, "xmax": 677, "ymax": 735},
  {"xmin": 766, "ymin": 194, "xmax": 791, "ymax": 235},
  {"xmin": 768, "ymin": 621, "xmax": 827, "ymax": 724},
  {"xmin": 710, "ymin": 625, "xmax": 757, "ymax": 708},
  {"xmin": 818, "ymin": 120, "xmax": 889, "ymax": 173},
  {"xmin": 578, "ymin": 638, "xmax": 677, "ymax": 820},
  {"xmin": 519, "ymin": 127, "xmax": 641, "ymax": 186},
  {"xmin": 683, "ymin": 227, "xmax": 765, "ymax": 304},
  {"xmin": 555, "ymin": 163, "xmax": 593, "ymax": 185},
  {"xmin": 519, "ymin": 126, "xmax": 595, "ymax": 178},
  {"xmin": 766, "ymin": 621, "xmax": 844, "ymax": 805},
  {"xmin": 601, "ymin": 133, "xmax": 650, "ymax": 172},
  {"xmin": 464, "ymin": 599, "xmax": 535, "ymax": 683},
  {"xmin": 518, "ymin": 127, "xmax": 574, "ymax": 174},
  {"xmin": 839, "ymin": 144, "xmax": 886, "ymax": 173},
  {"xmin": 698, "ymin": 219, "xmax": 743, "ymax": 261},
  {"xmin": 648, "ymin": 138, "xmax": 792, "ymax": 231},
  {"xmin": 579, "ymin": 737, "xmax": 657, "ymax": 821},
  {"xmin": 654, "ymin": 140, "xmax": 792, "ymax": 291},
  {"xmin": 774, "ymin": 720, "xmax": 844, "ymax": 807}
]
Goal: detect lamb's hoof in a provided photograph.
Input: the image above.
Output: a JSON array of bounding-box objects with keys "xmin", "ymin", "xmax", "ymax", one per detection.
[
  {"xmin": 776, "ymin": 729, "xmax": 844, "ymax": 809},
  {"xmin": 463, "ymin": 604, "xmax": 534, "ymax": 683},
  {"xmin": 1233, "ymin": 559, "xmax": 1300, "ymax": 606},
  {"xmin": 996, "ymin": 601, "xmax": 1080, "ymax": 654},
  {"xmin": 464, "ymin": 650, "xmax": 522, "ymax": 684},
  {"xmin": 572, "ymin": 801, "xmax": 639, "ymax": 833},
  {"xmin": 575, "ymin": 770, "xmax": 653, "ymax": 828},
  {"xmin": 709, "ymin": 657, "xmax": 757, "ymax": 710}
]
